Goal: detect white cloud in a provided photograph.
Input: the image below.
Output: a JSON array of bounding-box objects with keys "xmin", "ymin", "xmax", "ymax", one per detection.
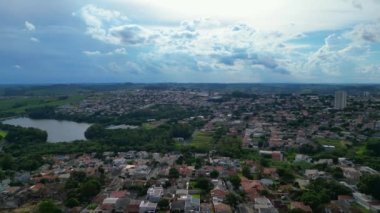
[
  {"xmin": 30, "ymin": 37, "xmax": 39, "ymax": 42},
  {"xmin": 357, "ymin": 64, "xmax": 380, "ymax": 73},
  {"xmin": 79, "ymin": 4, "xmax": 156, "ymax": 45},
  {"xmin": 13, "ymin": 65, "xmax": 22, "ymax": 69},
  {"xmin": 25, "ymin": 21, "xmax": 36, "ymax": 31},
  {"xmin": 83, "ymin": 48, "xmax": 126, "ymax": 56},
  {"xmin": 345, "ymin": 22, "xmax": 380, "ymax": 44},
  {"xmin": 83, "ymin": 50, "xmax": 101, "ymax": 56},
  {"xmin": 114, "ymin": 0, "xmax": 380, "ymax": 32},
  {"xmin": 76, "ymin": 4, "xmax": 380, "ymax": 82}
]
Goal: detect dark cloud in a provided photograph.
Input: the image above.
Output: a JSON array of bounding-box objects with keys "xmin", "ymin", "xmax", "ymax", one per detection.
[{"xmin": 215, "ymin": 48, "xmax": 289, "ymax": 74}]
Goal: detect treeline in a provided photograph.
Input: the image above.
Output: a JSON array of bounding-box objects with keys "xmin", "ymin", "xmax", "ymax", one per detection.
[
  {"xmin": 0, "ymin": 123, "xmax": 47, "ymax": 143},
  {"xmin": 26, "ymin": 104, "xmax": 207, "ymax": 126},
  {"xmin": 85, "ymin": 123, "xmax": 195, "ymax": 152}
]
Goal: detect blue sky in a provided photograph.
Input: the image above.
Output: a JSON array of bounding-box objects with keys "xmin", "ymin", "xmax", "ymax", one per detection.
[{"xmin": 1, "ymin": 0, "xmax": 380, "ymax": 84}]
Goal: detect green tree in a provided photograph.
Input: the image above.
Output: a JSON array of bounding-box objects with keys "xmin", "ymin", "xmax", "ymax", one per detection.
[
  {"xmin": 366, "ymin": 139, "xmax": 380, "ymax": 156},
  {"xmin": 229, "ymin": 175, "xmax": 241, "ymax": 190},
  {"xmin": 224, "ymin": 193, "xmax": 240, "ymax": 207},
  {"xmin": 158, "ymin": 199, "xmax": 170, "ymax": 210},
  {"xmin": 358, "ymin": 174, "xmax": 380, "ymax": 200},
  {"xmin": 278, "ymin": 167, "xmax": 295, "ymax": 182},
  {"xmin": 80, "ymin": 179, "xmax": 101, "ymax": 200},
  {"xmin": 242, "ymin": 166, "xmax": 253, "ymax": 179},
  {"xmin": 169, "ymin": 168, "xmax": 180, "ymax": 179},
  {"xmin": 37, "ymin": 200, "xmax": 62, "ymax": 213},
  {"xmin": 195, "ymin": 177, "xmax": 213, "ymax": 193},
  {"xmin": 210, "ymin": 170, "xmax": 219, "ymax": 179},
  {"xmin": 0, "ymin": 154, "xmax": 14, "ymax": 170},
  {"xmin": 64, "ymin": 197, "xmax": 80, "ymax": 208}
]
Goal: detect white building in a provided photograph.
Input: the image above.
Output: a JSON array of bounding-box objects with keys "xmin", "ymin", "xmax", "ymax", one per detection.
[
  {"xmin": 139, "ymin": 201, "xmax": 157, "ymax": 213},
  {"xmin": 147, "ymin": 186, "xmax": 164, "ymax": 203}
]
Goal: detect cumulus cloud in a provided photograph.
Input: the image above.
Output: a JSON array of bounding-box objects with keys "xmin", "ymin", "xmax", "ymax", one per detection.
[
  {"xmin": 25, "ymin": 21, "xmax": 36, "ymax": 31},
  {"xmin": 305, "ymin": 33, "xmax": 368, "ymax": 76},
  {"xmin": 79, "ymin": 4, "xmax": 155, "ymax": 45},
  {"xmin": 345, "ymin": 22, "xmax": 380, "ymax": 43},
  {"xmin": 76, "ymin": 4, "xmax": 379, "ymax": 81}
]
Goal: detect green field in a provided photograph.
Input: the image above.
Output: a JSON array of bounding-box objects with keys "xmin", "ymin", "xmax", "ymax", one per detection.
[
  {"xmin": 189, "ymin": 131, "xmax": 213, "ymax": 151},
  {"xmin": 0, "ymin": 130, "xmax": 7, "ymax": 137},
  {"xmin": 142, "ymin": 123, "xmax": 155, "ymax": 130},
  {"xmin": 317, "ymin": 139, "xmax": 351, "ymax": 150},
  {"xmin": 0, "ymin": 96, "xmax": 84, "ymax": 115}
]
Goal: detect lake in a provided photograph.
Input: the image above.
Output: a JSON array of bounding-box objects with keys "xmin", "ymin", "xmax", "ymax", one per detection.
[{"xmin": 2, "ymin": 117, "xmax": 91, "ymax": 143}]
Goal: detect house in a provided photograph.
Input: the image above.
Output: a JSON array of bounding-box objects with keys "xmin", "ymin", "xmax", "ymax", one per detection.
[
  {"xmin": 95, "ymin": 196, "xmax": 130, "ymax": 213},
  {"xmin": 171, "ymin": 200, "xmax": 186, "ymax": 212},
  {"xmin": 254, "ymin": 197, "xmax": 278, "ymax": 213},
  {"xmin": 263, "ymin": 168, "xmax": 279, "ymax": 179},
  {"xmin": 259, "ymin": 151, "xmax": 283, "ymax": 161},
  {"xmin": 210, "ymin": 187, "xmax": 228, "ymax": 203},
  {"xmin": 200, "ymin": 203, "xmax": 212, "ymax": 213},
  {"xmin": 126, "ymin": 200, "xmax": 141, "ymax": 213},
  {"xmin": 294, "ymin": 154, "xmax": 311, "ymax": 163},
  {"xmin": 139, "ymin": 201, "xmax": 157, "ymax": 213},
  {"xmin": 314, "ymin": 159, "xmax": 333, "ymax": 165},
  {"xmin": 241, "ymin": 177, "xmax": 263, "ymax": 201},
  {"xmin": 214, "ymin": 203, "xmax": 232, "ymax": 213},
  {"xmin": 304, "ymin": 169, "xmax": 326, "ymax": 180},
  {"xmin": 184, "ymin": 195, "xmax": 201, "ymax": 213},
  {"xmin": 353, "ymin": 192, "xmax": 380, "ymax": 211},
  {"xmin": 325, "ymin": 200, "xmax": 352, "ymax": 213},
  {"xmin": 342, "ymin": 167, "xmax": 361, "ymax": 182},
  {"xmin": 147, "ymin": 186, "xmax": 164, "ymax": 203},
  {"xmin": 237, "ymin": 204, "xmax": 255, "ymax": 213},
  {"xmin": 289, "ymin": 202, "xmax": 312, "ymax": 212}
]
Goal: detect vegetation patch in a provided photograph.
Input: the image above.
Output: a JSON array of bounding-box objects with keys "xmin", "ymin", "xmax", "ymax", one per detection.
[
  {"xmin": 0, "ymin": 130, "xmax": 7, "ymax": 138},
  {"xmin": 189, "ymin": 131, "xmax": 213, "ymax": 151},
  {"xmin": 317, "ymin": 139, "xmax": 350, "ymax": 150},
  {"xmin": 0, "ymin": 95, "xmax": 84, "ymax": 117}
]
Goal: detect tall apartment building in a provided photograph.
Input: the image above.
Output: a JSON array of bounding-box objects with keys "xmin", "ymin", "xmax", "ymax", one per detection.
[{"xmin": 334, "ymin": 91, "xmax": 347, "ymax": 109}]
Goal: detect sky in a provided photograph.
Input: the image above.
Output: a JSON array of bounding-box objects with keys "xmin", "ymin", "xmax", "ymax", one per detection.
[{"xmin": 1, "ymin": 0, "xmax": 380, "ymax": 84}]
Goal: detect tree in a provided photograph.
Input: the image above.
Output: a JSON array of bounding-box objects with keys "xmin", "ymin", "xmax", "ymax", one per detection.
[
  {"xmin": 169, "ymin": 168, "xmax": 180, "ymax": 179},
  {"xmin": 195, "ymin": 177, "xmax": 213, "ymax": 193},
  {"xmin": 242, "ymin": 166, "xmax": 253, "ymax": 179},
  {"xmin": 210, "ymin": 170, "xmax": 219, "ymax": 179},
  {"xmin": 358, "ymin": 174, "xmax": 380, "ymax": 200},
  {"xmin": 37, "ymin": 200, "xmax": 62, "ymax": 213},
  {"xmin": 331, "ymin": 167, "xmax": 343, "ymax": 179},
  {"xmin": 224, "ymin": 193, "xmax": 240, "ymax": 207},
  {"xmin": 278, "ymin": 168, "xmax": 295, "ymax": 182},
  {"xmin": 85, "ymin": 124, "xmax": 106, "ymax": 140},
  {"xmin": 195, "ymin": 158, "xmax": 203, "ymax": 169},
  {"xmin": 366, "ymin": 139, "xmax": 380, "ymax": 157},
  {"xmin": 158, "ymin": 199, "xmax": 170, "ymax": 210},
  {"xmin": 64, "ymin": 197, "xmax": 80, "ymax": 208},
  {"xmin": 80, "ymin": 179, "xmax": 101, "ymax": 200},
  {"xmin": 0, "ymin": 154, "xmax": 14, "ymax": 170},
  {"xmin": 229, "ymin": 175, "xmax": 241, "ymax": 190}
]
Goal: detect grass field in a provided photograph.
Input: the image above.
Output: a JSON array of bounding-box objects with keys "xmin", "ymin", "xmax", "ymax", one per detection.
[
  {"xmin": 317, "ymin": 139, "xmax": 351, "ymax": 150},
  {"xmin": 142, "ymin": 123, "xmax": 155, "ymax": 130},
  {"xmin": 189, "ymin": 131, "xmax": 213, "ymax": 151},
  {"xmin": 0, "ymin": 95, "xmax": 84, "ymax": 115},
  {"xmin": 0, "ymin": 130, "xmax": 7, "ymax": 137}
]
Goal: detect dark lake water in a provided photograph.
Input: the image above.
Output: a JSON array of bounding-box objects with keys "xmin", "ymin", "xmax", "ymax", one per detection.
[{"xmin": 2, "ymin": 117, "xmax": 91, "ymax": 143}]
